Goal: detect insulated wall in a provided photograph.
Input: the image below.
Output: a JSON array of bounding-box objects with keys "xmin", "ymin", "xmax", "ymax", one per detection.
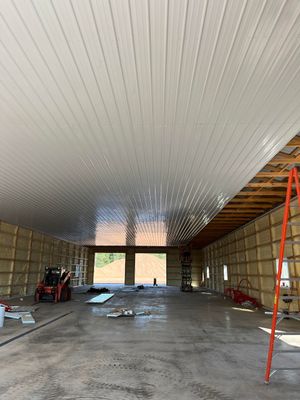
[
  {"xmin": 201, "ymin": 198, "xmax": 300, "ymax": 310},
  {"xmin": 166, "ymin": 248, "xmax": 181, "ymax": 286},
  {"xmin": 0, "ymin": 220, "xmax": 88, "ymax": 297}
]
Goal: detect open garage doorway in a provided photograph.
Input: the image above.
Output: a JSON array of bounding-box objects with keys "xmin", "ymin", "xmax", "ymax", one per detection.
[
  {"xmin": 93, "ymin": 253, "xmax": 125, "ymax": 284},
  {"xmin": 135, "ymin": 253, "xmax": 167, "ymax": 285}
]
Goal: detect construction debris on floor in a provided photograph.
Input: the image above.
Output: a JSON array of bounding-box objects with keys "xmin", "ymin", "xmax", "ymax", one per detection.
[
  {"xmin": 0, "ymin": 302, "xmax": 37, "ymax": 325},
  {"xmin": 85, "ymin": 293, "xmax": 114, "ymax": 304},
  {"xmin": 21, "ymin": 314, "xmax": 36, "ymax": 324},
  {"xmin": 107, "ymin": 308, "xmax": 151, "ymax": 318},
  {"xmin": 225, "ymin": 287, "xmax": 260, "ymax": 309},
  {"xmin": 121, "ymin": 287, "xmax": 139, "ymax": 292},
  {"xmin": 86, "ymin": 286, "xmax": 110, "ymax": 294},
  {"xmin": 0, "ymin": 300, "xmax": 12, "ymax": 312}
]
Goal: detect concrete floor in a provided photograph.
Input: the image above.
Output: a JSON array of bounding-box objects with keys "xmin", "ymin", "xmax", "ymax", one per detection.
[{"xmin": 1, "ymin": 286, "xmax": 300, "ymax": 400}]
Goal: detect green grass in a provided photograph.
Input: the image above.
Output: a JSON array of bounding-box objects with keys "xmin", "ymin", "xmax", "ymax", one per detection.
[
  {"xmin": 153, "ymin": 253, "xmax": 166, "ymax": 260},
  {"xmin": 95, "ymin": 253, "xmax": 125, "ymax": 268}
]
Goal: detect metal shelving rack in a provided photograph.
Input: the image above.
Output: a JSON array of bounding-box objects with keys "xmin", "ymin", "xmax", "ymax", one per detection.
[{"xmin": 180, "ymin": 249, "xmax": 193, "ymax": 292}]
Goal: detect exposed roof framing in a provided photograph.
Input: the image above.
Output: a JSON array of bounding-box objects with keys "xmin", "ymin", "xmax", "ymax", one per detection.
[
  {"xmin": 191, "ymin": 134, "xmax": 300, "ymax": 248},
  {"xmin": 285, "ymin": 137, "xmax": 300, "ymax": 147}
]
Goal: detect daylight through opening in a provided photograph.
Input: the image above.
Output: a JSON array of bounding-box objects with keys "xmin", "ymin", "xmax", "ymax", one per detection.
[
  {"xmin": 93, "ymin": 253, "xmax": 126, "ymax": 284},
  {"xmin": 135, "ymin": 253, "xmax": 167, "ymax": 285}
]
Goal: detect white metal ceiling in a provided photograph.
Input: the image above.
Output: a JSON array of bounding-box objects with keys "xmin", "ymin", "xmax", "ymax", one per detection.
[{"xmin": 0, "ymin": 0, "xmax": 300, "ymax": 246}]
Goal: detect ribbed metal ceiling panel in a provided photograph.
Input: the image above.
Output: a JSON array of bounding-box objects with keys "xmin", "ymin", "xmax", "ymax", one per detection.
[{"xmin": 0, "ymin": 0, "xmax": 300, "ymax": 246}]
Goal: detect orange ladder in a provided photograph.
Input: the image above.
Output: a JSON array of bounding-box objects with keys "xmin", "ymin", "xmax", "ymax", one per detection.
[{"xmin": 265, "ymin": 167, "xmax": 300, "ymax": 383}]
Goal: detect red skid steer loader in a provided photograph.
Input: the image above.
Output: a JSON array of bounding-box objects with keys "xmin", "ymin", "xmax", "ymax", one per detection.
[{"xmin": 35, "ymin": 267, "xmax": 72, "ymax": 303}]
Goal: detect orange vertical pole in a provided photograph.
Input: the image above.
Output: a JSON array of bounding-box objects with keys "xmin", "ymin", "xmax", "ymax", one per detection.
[
  {"xmin": 293, "ymin": 167, "xmax": 300, "ymax": 208},
  {"xmin": 264, "ymin": 168, "xmax": 294, "ymax": 383}
]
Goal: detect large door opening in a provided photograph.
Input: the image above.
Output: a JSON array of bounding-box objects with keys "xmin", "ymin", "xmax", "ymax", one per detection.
[
  {"xmin": 135, "ymin": 253, "xmax": 167, "ymax": 285},
  {"xmin": 93, "ymin": 253, "xmax": 125, "ymax": 284}
]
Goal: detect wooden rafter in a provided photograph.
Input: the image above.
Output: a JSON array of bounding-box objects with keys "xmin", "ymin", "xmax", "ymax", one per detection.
[
  {"xmin": 230, "ymin": 198, "xmax": 280, "ymax": 203},
  {"xmin": 256, "ymin": 171, "xmax": 290, "ymax": 178},
  {"xmin": 237, "ymin": 191, "xmax": 286, "ymax": 196},
  {"xmin": 213, "ymin": 216, "xmax": 253, "ymax": 220},
  {"xmin": 204, "ymin": 224, "xmax": 243, "ymax": 227},
  {"xmin": 246, "ymin": 182, "xmax": 290, "ymax": 188},
  {"xmin": 224, "ymin": 203, "xmax": 273, "ymax": 208},
  {"xmin": 267, "ymin": 153, "xmax": 300, "ymax": 165},
  {"xmin": 220, "ymin": 208, "xmax": 264, "ymax": 215}
]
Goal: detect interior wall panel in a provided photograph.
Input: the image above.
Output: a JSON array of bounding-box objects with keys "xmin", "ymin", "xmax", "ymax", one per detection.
[
  {"xmin": 0, "ymin": 220, "xmax": 89, "ymax": 298},
  {"xmin": 201, "ymin": 198, "xmax": 300, "ymax": 310}
]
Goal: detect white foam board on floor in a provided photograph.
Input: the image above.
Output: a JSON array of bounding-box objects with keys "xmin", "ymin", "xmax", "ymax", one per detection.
[
  {"xmin": 21, "ymin": 313, "xmax": 36, "ymax": 324},
  {"xmin": 86, "ymin": 293, "xmax": 114, "ymax": 304},
  {"xmin": 5, "ymin": 311, "xmax": 32, "ymax": 320}
]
